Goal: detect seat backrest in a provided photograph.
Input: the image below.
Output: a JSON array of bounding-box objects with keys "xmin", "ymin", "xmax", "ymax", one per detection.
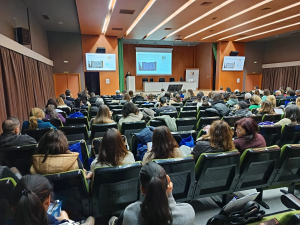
[
  {"xmin": 235, "ymin": 146, "xmax": 281, "ymax": 191},
  {"xmin": 66, "ymin": 117, "xmax": 89, "ymax": 129},
  {"xmin": 141, "ymin": 104, "xmax": 155, "ymax": 108},
  {"xmin": 262, "ymin": 114, "xmax": 283, "ymax": 123},
  {"xmin": 106, "ymin": 102, "xmax": 119, "ymax": 106},
  {"xmin": 272, "ymin": 144, "xmax": 300, "ymax": 186},
  {"xmin": 60, "ymin": 107, "xmax": 71, "ymax": 115},
  {"xmin": 182, "ymin": 106, "xmax": 197, "ymax": 111},
  {"xmin": 171, "ymin": 103, "xmax": 183, "ymax": 107},
  {"xmin": 43, "ymin": 118, "xmax": 63, "ymax": 129},
  {"xmin": 92, "ymin": 163, "xmax": 142, "ymax": 217},
  {"xmin": 160, "ymin": 111, "xmax": 178, "ymax": 118},
  {"xmin": 109, "ymin": 105, "xmax": 123, "ymax": 110},
  {"xmin": 222, "ymin": 116, "xmax": 242, "ymax": 127},
  {"xmin": 116, "ymin": 114, "xmax": 123, "ymax": 123},
  {"xmin": 22, "ymin": 127, "xmax": 53, "ymax": 142},
  {"xmin": 279, "ymin": 124, "xmax": 300, "ymax": 147},
  {"xmin": 59, "ymin": 125, "xmax": 89, "ymax": 141},
  {"xmin": 196, "ymin": 116, "xmax": 220, "ymax": 130},
  {"xmin": 68, "ymin": 140, "xmax": 90, "ymax": 169},
  {"xmin": 91, "ymin": 123, "xmax": 118, "ymax": 140},
  {"xmin": 179, "ymin": 110, "xmax": 197, "ymax": 118},
  {"xmin": 199, "ymin": 106, "xmax": 212, "ymax": 111},
  {"xmin": 150, "ymin": 119, "xmax": 166, "ymax": 127},
  {"xmin": 154, "ymin": 157, "xmax": 195, "ymax": 202},
  {"xmin": 258, "ymin": 125, "xmax": 282, "ymax": 146},
  {"xmin": 176, "ymin": 118, "xmax": 197, "ymax": 131},
  {"xmin": 89, "ymin": 110, "xmax": 98, "ymax": 118},
  {"xmin": 44, "ymin": 170, "xmax": 90, "ymax": 220},
  {"xmin": 171, "ymin": 130, "xmax": 197, "ymax": 146},
  {"xmin": 185, "ymin": 102, "xmax": 197, "ymax": 106},
  {"xmin": 142, "ymin": 78, "xmax": 148, "ymax": 82},
  {"xmin": 159, "ymin": 78, "xmax": 165, "ymax": 82},
  {"xmin": 194, "ymin": 150, "xmax": 240, "ymax": 198},
  {"xmin": 248, "ymin": 115, "xmax": 263, "ymax": 124},
  {"xmin": 111, "ymin": 109, "xmax": 123, "ymax": 120},
  {"xmin": 0, "ymin": 177, "xmax": 16, "ymax": 224},
  {"xmin": 121, "ymin": 121, "xmax": 146, "ymax": 144},
  {"xmin": 197, "ymin": 110, "xmax": 216, "ymax": 119}
]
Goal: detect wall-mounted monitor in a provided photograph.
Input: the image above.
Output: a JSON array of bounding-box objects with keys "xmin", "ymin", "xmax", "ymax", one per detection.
[
  {"xmin": 222, "ymin": 56, "xmax": 245, "ymax": 71},
  {"xmin": 86, "ymin": 53, "xmax": 116, "ymax": 71}
]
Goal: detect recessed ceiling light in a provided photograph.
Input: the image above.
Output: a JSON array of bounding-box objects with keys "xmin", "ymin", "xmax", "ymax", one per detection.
[
  {"xmin": 144, "ymin": 0, "xmax": 195, "ymax": 39},
  {"xmin": 202, "ymin": 2, "xmax": 300, "ymax": 40},
  {"xmin": 218, "ymin": 13, "xmax": 300, "ymax": 40},
  {"xmin": 234, "ymin": 22, "xmax": 300, "ymax": 41},
  {"xmin": 185, "ymin": 0, "xmax": 272, "ymax": 39},
  {"xmin": 58, "ymin": 22, "xmax": 63, "ymax": 24}
]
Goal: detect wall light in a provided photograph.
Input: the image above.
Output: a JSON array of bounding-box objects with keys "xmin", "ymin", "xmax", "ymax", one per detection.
[
  {"xmin": 202, "ymin": 1, "xmax": 300, "ymax": 40},
  {"xmin": 162, "ymin": 0, "xmax": 234, "ymax": 40},
  {"xmin": 102, "ymin": 0, "xmax": 117, "ymax": 34},
  {"xmin": 144, "ymin": 0, "xmax": 195, "ymax": 39},
  {"xmin": 125, "ymin": 0, "xmax": 156, "ymax": 36},
  {"xmin": 235, "ymin": 22, "xmax": 300, "ymax": 41},
  {"xmin": 184, "ymin": 0, "xmax": 272, "ymax": 39},
  {"xmin": 219, "ymin": 13, "xmax": 300, "ymax": 40}
]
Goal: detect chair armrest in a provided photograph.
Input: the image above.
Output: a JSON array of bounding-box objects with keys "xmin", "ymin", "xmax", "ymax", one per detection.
[{"xmin": 281, "ymin": 193, "xmax": 300, "ymax": 210}]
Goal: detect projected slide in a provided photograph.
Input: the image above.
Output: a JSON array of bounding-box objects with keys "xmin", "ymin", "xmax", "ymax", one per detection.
[
  {"xmin": 222, "ymin": 56, "xmax": 245, "ymax": 71},
  {"xmin": 86, "ymin": 53, "xmax": 116, "ymax": 71},
  {"xmin": 136, "ymin": 47, "xmax": 172, "ymax": 75}
]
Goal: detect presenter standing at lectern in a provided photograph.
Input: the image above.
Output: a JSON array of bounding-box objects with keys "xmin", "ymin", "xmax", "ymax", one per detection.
[{"xmin": 125, "ymin": 71, "xmax": 131, "ymax": 78}]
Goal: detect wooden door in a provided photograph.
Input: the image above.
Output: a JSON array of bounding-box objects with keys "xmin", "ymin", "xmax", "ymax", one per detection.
[
  {"xmin": 53, "ymin": 73, "xmax": 81, "ymax": 98},
  {"xmin": 245, "ymin": 74, "xmax": 262, "ymax": 92}
]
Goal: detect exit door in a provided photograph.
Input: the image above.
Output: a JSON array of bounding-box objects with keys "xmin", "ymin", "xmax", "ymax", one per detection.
[{"xmin": 53, "ymin": 73, "xmax": 81, "ymax": 98}]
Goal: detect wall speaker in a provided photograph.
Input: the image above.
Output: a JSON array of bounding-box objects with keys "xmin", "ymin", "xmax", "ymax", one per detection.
[
  {"xmin": 229, "ymin": 51, "xmax": 239, "ymax": 56},
  {"xmin": 96, "ymin": 47, "xmax": 106, "ymax": 53},
  {"xmin": 15, "ymin": 27, "xmax": 31, "ymax": 45}
]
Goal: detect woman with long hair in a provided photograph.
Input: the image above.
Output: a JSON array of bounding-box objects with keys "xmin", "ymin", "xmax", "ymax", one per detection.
[
  {"xmin": 128, "ymin": 90, "xmax": 134, "ymax": 98},
  {"xmin": 90, "ymin": 128, "xmax": 135, "ymax": 171},
  {"xmin": 191, "ymin": 120, "xmax": 235, "ymax": 162},
  {"xmin": 169, "ymin": 94, "xmax": 182, "ymax": 105},
  {"xmin": 110, "ymin": 162, "xmax": 195, "ymax": 225},
  {"xmin": 254, "ymin": 89, "xmax": 260, "ymax": 96},
  {"xmin": 55, "ymin": 97, "xmax": 71, "ymax": 111},
  {"xmin": 46, "ymin": 99, "xmax": 63, "ymax": 113},
  {"xmin": 234, "ymin": 118, "xmax": 266, "ymax": 153},
  {"xmin": 257, "ymin": 101, "xmax": 275, "ymax": 116},
  {"xmin": 148, "ymin": 93, "xmax": 155, "ymax": 102},
  {"xmin": 118, "ymin": 102, "xmax": 143, "ymax": 130},
  {"xmin": 92, "ymin": 105, "xmax": 114, "ymax": 125},
  {"xmin": 296, "ymin": 97, "xmax": 300, "ymax": 109},
  {"xmin": 261, "ymin": 89, "xmax": 270, "ymax": 102},
  {"xmin": 22, "ymin": 108, "xmax": 56, "ymax": 131},
  {"xmin": 267, "ymin": 95, "xmax": 276, "ymax": 108},
  {"xmin": 275, "ymin": 105, "xmax": 300, "ymax": 127},
  {"xmin": 142, "ymin": 126, "xmax": 183, "ymax": 165},
  {"xmin": 45, "ymin": 105, "xmax": 66, "ymax": 124},
  {"xmin": 122, "ymin": 93, "xmax": 131, "ymax": 102}
]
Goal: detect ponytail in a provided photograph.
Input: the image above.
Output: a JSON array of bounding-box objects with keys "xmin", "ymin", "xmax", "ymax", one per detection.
[
  {"xmin": 29, "ymin": 116, "xmax": 38, "ymax": 129},
  {"xmin": 140, "ymin": 162, "xmax": 172, "ymax": 225}
]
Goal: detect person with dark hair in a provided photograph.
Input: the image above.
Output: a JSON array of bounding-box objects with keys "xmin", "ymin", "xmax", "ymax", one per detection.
[
  {"xmin": 45, "ymin": 105, "xmax": 66, "ymax": 124},
  {"xmin": 206, "ymin": 93, "xmax": 230, "ymax": 116},
  {"xmin": 22, "ymin": 108, "xmax": 56, "ymax": 131},
  {"xmin": 109, "ymin": 162, "xmax": 195, "ymax": 225},
  {"xmin": 92, "ymin": 105, "xmax": 114, "ymax": 125},
  {"xmin": 254, "ymin": 89, "xmax": 260, "ymax": 96},
  {"xmin": 261, "ymin": 89, "xmax": 270, "ymax": 102},
  {"xmin": 226, "ymin": 87, "xmax": 231, "ymax": 93},
  {"xmin": 132, "ymin": 93, "xmax": 145, "ymax": 103},
  {"xmin": 128, "ymin": 90, "xmax": 134, "ymax": 98},
  {"xmin": 0, "ymin": 117, "xmax": 36, "ymax": 147},
  {"xmin": 142, "ymin": 126, "xmax": 183, "ymax": 165},
  {"xmin": 65, "ymin": 89, "xmax": 75, "ymax": 102},
  {"xmin": 118, "ymin": 102, "xmax": 143, "ymax": 130},
  {"xmin": 230, "ymin": 101, "xmax": 252, "ymax": 117},
  {"xmin": 191, "ymin": 120, "xmax": 235, "ymax": 162},
  {"xmin": 257, "ymin": 101, "xmax": 275, "ymax": 116},
  {"xmin": 275, "ymin": 105, "xmax": 300, "ymax": 127},
  {"xmin": 9, "ymin": 174, "xmax": 95, "ymax": 225},
  {"xmin": 169, "ymin": 94, "xmax": 182, "ymax": 105},
  {"xmin": 74, "ymin": 98, "xmax": 88, "ymax": 110},
  {"xmin": 219, "ymin": 86, "xmax": 225, "ymax": 93},
  {"xmin": 46, "ymin": 99, "xmax": 63, "ymax": 113},
  {"xmin": 81, "ymin": 94, "xmax": 91, "ymax": 108},
  {"xmin": 125, "ymin": 71, "xmax": 131, "ymax": 78},
  {"xmin": 288, "ymin": 90, "xmax": 297, "ymax": 100},
  {"xmin": 195, "ymin": 91, "xmax": 204, "ymax": 103},
  {"xmin": 252, "ymin": 86, "xmax": 263, "ymax": 95},
  {"xmin": 148, "ymin": 93, "xmax": 155, "ymax": 102},
  {"xmin": 187, "ymin": 89, "xmax": 195, "ymax": 100},
  {"xmin": 90, "ymin": 128, "xmax": 134, "ymax": 171},
  {"xmin": 201, "ymin": 96, "xmax": 210, "ymax": 107},
  {"xmin": 223, "ymin": 93, "xmax": 230, "ymax": 102},
  {"xmin": 59, "ymin": 94, "xmax": 73, "ymax": 106},
  {"xmin": 89, "ymin": 92, "xmax": 98, "ymax": 103},
  {"xmin": 234, "ymin": 118, "xmax": 266, "ymax": 153},
  {"xmin": 155, "ymin": 97, "xmax": 177, "ymax": 116},
  {"xmin": 226, "ymin": 94, "xmax": 239, "ymax": 107}
]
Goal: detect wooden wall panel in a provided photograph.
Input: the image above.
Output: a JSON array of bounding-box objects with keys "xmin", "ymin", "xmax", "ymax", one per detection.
[
  {"xmin": 81, "ymin": 35, "xmax": 119, "ymax": 96},
  {"xmin": 123, "ymin": 44, "xmax": 195, "ymax": 91},
  {"xmin": 195, "ymin": 43, "xmax": 213, "ymax": 89}
]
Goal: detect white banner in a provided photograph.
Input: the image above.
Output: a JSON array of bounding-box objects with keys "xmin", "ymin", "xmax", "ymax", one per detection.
[{"xmin": 185, "ymin": 68, "xmax": 199, "ymax": 89}]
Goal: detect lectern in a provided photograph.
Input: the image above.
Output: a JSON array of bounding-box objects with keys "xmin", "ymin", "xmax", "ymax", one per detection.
[{"xmin": 126, "ymin": 76, "xmax": 135, "ymax": 92}]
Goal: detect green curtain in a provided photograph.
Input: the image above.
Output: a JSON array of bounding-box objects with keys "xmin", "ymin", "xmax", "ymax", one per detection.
[
  {"xmin": 118, "ymin": 38, "xmax": 124, "ymax": 92},
  {"xmin": 212, "ymin": 43, "xmax": 217, "ymax": 60}
]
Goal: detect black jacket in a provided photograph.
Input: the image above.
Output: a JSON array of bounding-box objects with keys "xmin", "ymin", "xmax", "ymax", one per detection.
[
  {"xmin": 0, "ymin": 133, "xmax": 37, "ymax": 148},
  {"xmin": 276, "ymin": 95, "xmax": 286, "ymax": 100},
  {"xmin": 66, "ymin": 96, "xmax": 75, "ymax": 102},
  {"xmin": 206, "ymin": 100, "xmax": 230, "ymax": 116},
  {"xmin": 191, "ymin": 140, "xmax": 222, "ymax": 163},
  {"xmin": 63, "ymin": 99, "xmax": 73, "ymax": 106},
  {"xmin": 243, "ymin": 99, "xmax": 250, "ymax": 105}
]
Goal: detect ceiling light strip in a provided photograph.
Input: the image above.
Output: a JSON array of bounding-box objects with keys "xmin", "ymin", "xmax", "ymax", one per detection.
[
  {"xmin": 144, "ymin": 0, "xmax": 196, "ymax": 39},
  {"xmin": 235, "ymin": 22, "xmax": 300, "ymax": 41},
  {"xmin": 202, "ymin": 2, "xmax": 300, "ymax": 40},
  {"xmin": 184, "ymin": 0, "xmax": 272, "ymax": 39},
  {"xmin": 102, "ymin": 0, "xmax": 117, "ymax": 34},
  {"xmin": 162, "ymin": 0, "xmax": 234, "ymax": 40},
  {"xmin": 125, "ymin": 0, "xmax": 156, "ymax": 36},
  {"xmin": 219, "ymin": 13, "xmax": 300, "ymax": 40}
]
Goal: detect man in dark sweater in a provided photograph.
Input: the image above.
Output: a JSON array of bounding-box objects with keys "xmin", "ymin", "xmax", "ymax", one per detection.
[
  {"xmin": 65, "ymin": 89, "xmax": 75, "ymax": 102},
  {"xmin": 155, "ymin": 97, "xmax": 177, "ymax": 116},
  {"xmin": 0, "ymin": 117, "xmax": 37, "ymax": 147}
]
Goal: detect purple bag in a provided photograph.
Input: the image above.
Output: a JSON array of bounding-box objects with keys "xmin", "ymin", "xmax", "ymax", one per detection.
[{"xmin": 258, "ymin": 121, "xmax": 274, "ymax": 126}]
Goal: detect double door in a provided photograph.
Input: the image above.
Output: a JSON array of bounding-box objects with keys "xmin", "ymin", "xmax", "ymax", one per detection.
[{"xmin": 53, "ymin": 73, "xmax": 81, "ymax": 98}]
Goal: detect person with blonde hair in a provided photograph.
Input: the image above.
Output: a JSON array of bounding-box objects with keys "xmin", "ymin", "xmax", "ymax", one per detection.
[
  {"xmin": 296, "ymin": 97, "xmax": 300, "ymax": 109},
  {"xmin": 56, "ymin": 97, "xmax": 71, "ymax": 111},
  {"xmin": 92, "ymin": 105, "xmax": 114, "ymax": 125},
  {"xmin": 22, "ymin": 108, "xmax": 56, "ymax": 130},
  {"xmin": 183, "ymin": 91, "xmax": 191, "ymax": 100},
  {"xmin": 140, "ymin": 92, "xmax": 147, "ymax": 100},
  {"xmin": 267, "ymin": 95, "xmax": 276, "ymax": 108},
  {"xmin": 257, "ymin": 101, "xmax": 275, "ymax": 116},
  {"xmin": 249, "ymin": 95, "xmax": 261, "ymax": 110}
]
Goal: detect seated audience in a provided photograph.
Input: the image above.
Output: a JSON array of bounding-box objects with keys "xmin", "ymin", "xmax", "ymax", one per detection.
[
  {"xmin": 195, "ymin": 91, "xmax": 204, "ymax": 103},
  {"xmin": 83, "ymin": 89, "xmax": 90, "ymax": 99},
  {"xmin": 115, "ymin": 90, "xmax": 123, "ymax": 100},
  {"xmin": 187, "ymin": 89, "xmax": 195, "ymax": 100},
  {"xmin": 183, "ymin": 91, "xmax": 191, "ymax": 101},
  {"xmin": 148, "ymin": 93, "xmax": 156, "ymax": 102},
  {"xmin": 226, "ymin": 87, "xmax": 232, "ymax": 93},
  {"xmin": 81, "ymin": 94, "xmax": 91, "ymax": 108},
  {"xmin": 254, "ymin": 89, "xmax": 260, "ymax": 96},
  {"xmin": 252, "ymin": 86, "xmax": 263, "ymax": 94},
  {"xmin": 22, "ymin": 108, "xmax": 56, "ymax": 130},
  {"xmin": 219, "ymin": 86, "xmax": 225, "ymax": 93},
  {"xmin": 234, "ymin": 118, "xmax": 266, "ymax": 153},
  {"xmin": 120, "ymin": 93, "xmax": 131, "ymax": 103},
  {"xmin": 206, "ymin": 93, "xmax": 229, "ymax": 116},
  {"xmin": 261, "ymin": 89, "xmax": 270, "ymax": 102},
  {"xmin": 275, "ymin": 90, "xmax": 285, "ymax": 99},
  {"xmin": 296, "ymin": 97, "xmax": 300, "ymax": 109},
  {"xmin": 9, "ymin": 174, "xmax": 95, "ymax": 225},
  {"xmin": 92, "ymin": 105, "xmax": 114, "ymax": 125},
  {"xmin": 90, "ymin": 98, "xmax": 104, "ymax": 111},
  {"xmin": 249, "ymin": 95, "xmax": 261, "ymax": 110},
  {"xmin": 169, "ymin": 94, "xmax": 182, "ymax": 105},
  {"xmin": 155, "ymin": 97, "xmax": 177, "ymax": 116},
  {"xmin": 141, "ymin": 92, "xmax": 148, "ymax": 100},
  {"xmin": 142, "ymin": 126, "xmax": 183, "ymax": 165},
  {"xmin": 244, "ymin": 93, "xmax": 252, "ymax": 104},
  {"xmin": 110, "ymin": 162, "xmax": 195, "ymax": 225},
  {"xmin": 226, "ymin": 94, "xmax": 239, "ymax": 106},
  {"xmin": 118, "ymin": 102, "xmax": 143, "ymax": 130},
  {"xmin": 0, "ymin": 117, "xmax": 36, "ymax": 147},
  {"xmin": 56, "ymin": 97, "xmax": 71, "ymax": 111},
  {"xmin": 59, "ymin": 94, "xmax": 73, "ymax": 106},
  {"xmin": 46, "ymin": 99, "xmax": 63, "ymax": 113},
  {"xmin": 74, "ymin": 98, "xmax": 88, "ymax": 110},
  {"xmin": 229, "ymin": 101, "xmax": 252, "ymax": 117},
  {"xmin": 296, "ymin": 90, "xmax": 300, "ymax": 97},
  {"xmin": 45, "ymin": 105, "xmax": 66, "ymax": 124},
  {"xmin": 122, "ymin": 90, "xmax": 127, "ymax": 94},
  {"xmin": 267, "ymin": 95, "xmax": 276, "ymax": 108},
  {"xmin": 65, "ymin": 89, "xmax": 75, "ymax": 101},
  {"xmin": 132, "ymin": 93, "xmax": 145, "ymax": 103},
  {"xmin": 257, "ymin": 101, "xmax": 275, "ymax": 116},
  {"xmin": 191, "ymin": 120, "xmax": 235, "ymax": 162},
  {"xmin": 275, "ymin": 105, "xmax": 300, "ymax": 127},
  {"xmin": 223, "ymin": 93, "xmax": 230, "ymax": 102},
  {"xmin": 128, "ymin": 90, "xmax": 134, "ymax": 98},
  {"xmin": 201, "ymin": 96, "xmax": 210, "ymax": 107},
  {"xmin": 287, "ymin": 90, "xmax": 297, "ymax": 100},
  {"xmin": 90, "ymin": 128, "xmax": 135, "ymax": 171},
  {"xmin": 164, "ymin": 92, "xmax": 171, "ymax": 100},
  {"xmin": 89, "ymin": 92, "xmax": 98, "ymax": 102}
]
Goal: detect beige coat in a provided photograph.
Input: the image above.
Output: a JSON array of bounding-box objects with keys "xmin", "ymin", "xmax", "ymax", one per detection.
[
  {"xmin": 30, "ymin": 152, "xmax": 79, "ymax": 175},
  {"xmin": 118, "ymin": 112, "xmax": 143, "ymax": 130},
  {"xmin": 142, "ymin": 147, "xmax": 184, "ymax": 165}
]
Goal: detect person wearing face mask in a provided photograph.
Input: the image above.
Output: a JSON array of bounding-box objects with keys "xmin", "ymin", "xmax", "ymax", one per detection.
[{"xmin": 0, "ymin": 117, "xmax": 37, "ymax": 147}]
